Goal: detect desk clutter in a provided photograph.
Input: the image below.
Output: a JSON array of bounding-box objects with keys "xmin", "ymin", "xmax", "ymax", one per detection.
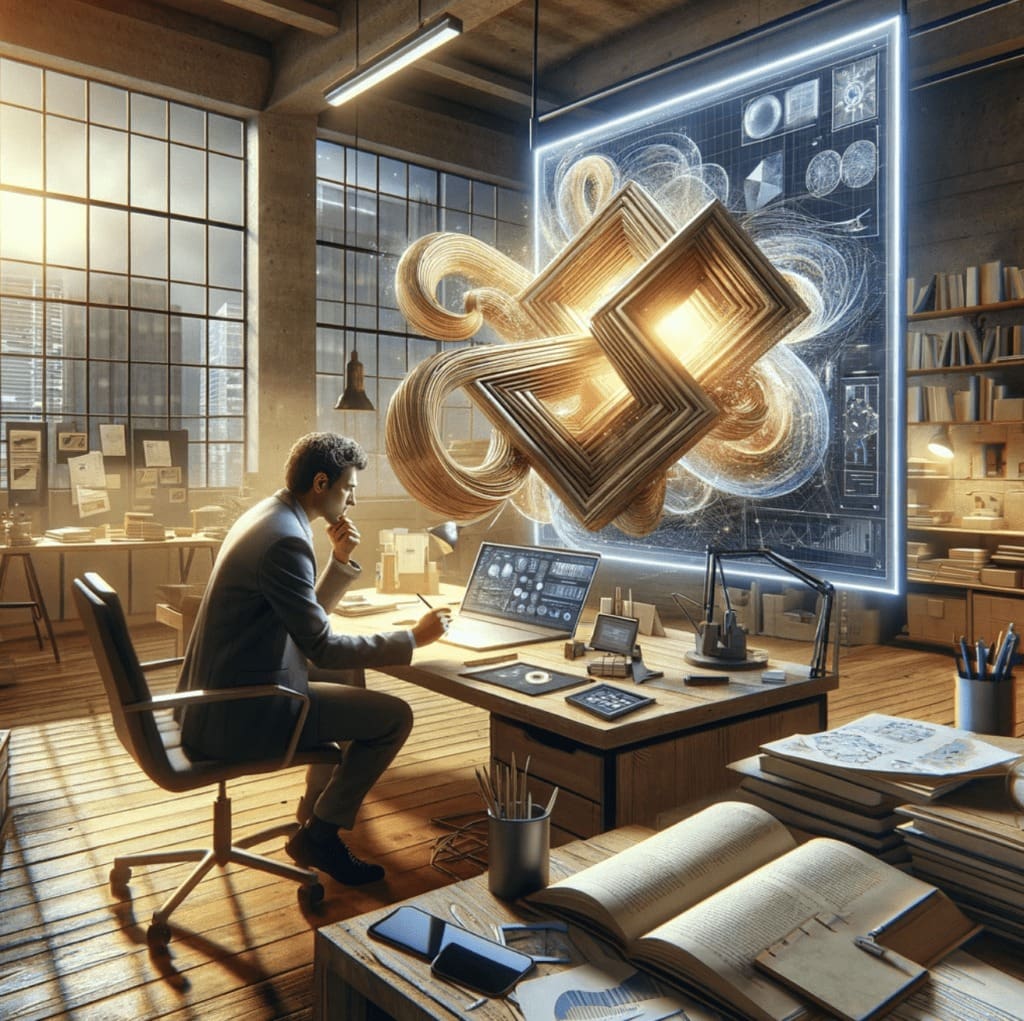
[
  {"xmin": 729, "ymin": 714, "xmax": 1022, "ymax": 868},
  {"xmin": 527, "ymin": 800, "xmax": 978, "ymax": 1021},
  {"xmin": 898, "ymin": 769, "xmax": 1024, "ymax": 946}
]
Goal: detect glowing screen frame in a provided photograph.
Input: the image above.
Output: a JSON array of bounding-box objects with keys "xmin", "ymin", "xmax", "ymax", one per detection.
[{"xmin": 531, "ymin": 16, "xmax": 905, "ymax": 593}]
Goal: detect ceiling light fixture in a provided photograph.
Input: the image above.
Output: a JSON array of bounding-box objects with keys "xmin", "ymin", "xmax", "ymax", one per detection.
[
  {"xmin": 335, "ymin": 349, "xmax": 375, "ymax": 411},
  {"xmin": 324, "ymin": 12, "xmax": 462, "ymax": 107}
]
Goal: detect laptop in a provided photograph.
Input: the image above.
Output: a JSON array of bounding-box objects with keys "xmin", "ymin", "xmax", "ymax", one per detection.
[{"xmin": 442, "ymin": 542, "xmax": 602, "ymax": 652}]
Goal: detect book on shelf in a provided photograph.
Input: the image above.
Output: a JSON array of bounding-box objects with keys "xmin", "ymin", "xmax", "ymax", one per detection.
[
  {"xmin": 964, "ymin": 264, "xmax": 979, "ymax": 307},
  {"xmin": 1004, "ymin": 264, "xmax": 1024, "ymax": 300},
  {"xmin": 980, "ymin": 260, "xmax": 1004, "ymax": 305},
  {"xmin": 528, "ymin": 800, "xmax": 976, "ymax": 1021},
  {"xmin": 948, "ymin": 547, "xmax": 990, "ymax": 564}
]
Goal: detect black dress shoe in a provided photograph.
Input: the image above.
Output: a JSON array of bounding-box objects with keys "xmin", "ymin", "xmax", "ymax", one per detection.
[{"xmin": 285, "ymin": 827, "xmax": 385, "ymax": 885}]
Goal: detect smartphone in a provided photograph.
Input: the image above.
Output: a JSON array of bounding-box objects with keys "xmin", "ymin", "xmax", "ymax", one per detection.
[
  {"xmin": 431, "ymin": 933, "xmax": 535, "ymax": 997},
  {"xmin": 367, "ymin": 905, "xmax": 449, "ymax": 960},
  {"xmin": 368, "ymin": 905, "xmax": 534, "ymax": 997}
]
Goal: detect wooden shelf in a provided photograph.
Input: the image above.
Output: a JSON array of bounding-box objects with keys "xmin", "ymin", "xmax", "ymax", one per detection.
[
  {"xmin": 907, "ymin": 418, "xmax": 1024, "ymax": 425},
  {"xmin": 907, "ymin": 359, "xmax": 1024, "ymax": 376},
  {"xmin": 906, "ymin": 524, "xmax": 1024, "ymax": 537},
  {"xmin": 907, "ymin": 577, "xmax": 1024, "ymax": 597},
  {"xmin": 908, "ymin": 298, "xmax": 1024, "ymax": 322}
]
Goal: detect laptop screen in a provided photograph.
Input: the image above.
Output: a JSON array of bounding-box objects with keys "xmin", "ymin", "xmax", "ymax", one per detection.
[{"xmin": 460, "ymin": 542, "xmax": 601, "ymax": 632}]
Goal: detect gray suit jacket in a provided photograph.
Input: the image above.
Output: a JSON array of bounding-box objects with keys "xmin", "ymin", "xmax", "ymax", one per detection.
[{"xmin": 177, "ymin": 489, "xmax": 413, "ymax": 761}]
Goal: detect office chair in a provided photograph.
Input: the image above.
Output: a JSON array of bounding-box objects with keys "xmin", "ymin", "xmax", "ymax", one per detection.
[{"xmin": 73, "ymin": 572, "xmax": 340, "ymax": 950}]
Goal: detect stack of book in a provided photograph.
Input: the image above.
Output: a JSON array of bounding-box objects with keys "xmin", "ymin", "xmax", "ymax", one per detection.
[
  {"xmin": 123, "ymin": 512, "xmax": 167, "ymax": 540},
  {"xmin": 930, "ymin": 557, "xmax": 985, "ymax": 585},
  {"xmin": 728, "ymin": 753, "xmax": 910, "ymax": 863},
  {"xmin": 993, "ymin": 543, "xmax": 1024, "ymax": 566},
  {"xmin": 898, "ymin": 774, "xmax": 1024, "ymax": 945},
  {"xmin": 43, "ymin": 526, "xmax": 96, "ymax": 543},
  {"xmin": 730, "ymin": 715, "xmax": 1019, "ymax": 866}
]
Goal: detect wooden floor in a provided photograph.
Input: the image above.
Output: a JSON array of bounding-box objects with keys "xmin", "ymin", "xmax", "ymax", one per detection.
[{"xmin": 0, "ymin": 625, "xmax": 1015, "ymax": 1020}]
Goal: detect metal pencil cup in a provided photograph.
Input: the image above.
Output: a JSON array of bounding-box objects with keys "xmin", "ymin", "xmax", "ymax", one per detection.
[
  {"xmin": 955, "ymin": 673, "xmax": 1016, "ymax": 736},
  {"xmin": 487, "ymin": 805, "xmax": 550, "ymax": 899}
]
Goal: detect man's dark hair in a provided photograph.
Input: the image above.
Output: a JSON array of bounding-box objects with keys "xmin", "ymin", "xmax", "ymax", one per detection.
[{"xmin": 284, "ymin": 432, "xmax": 368, "ymax": 493}]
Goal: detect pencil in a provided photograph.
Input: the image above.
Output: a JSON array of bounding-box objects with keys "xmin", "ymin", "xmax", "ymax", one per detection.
[{"xmin": 416, "ymin": 593, "xmax": 434, "ymax": 609}]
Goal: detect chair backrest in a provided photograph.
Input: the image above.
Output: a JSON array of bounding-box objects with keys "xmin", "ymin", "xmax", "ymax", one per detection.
[{"xmin": 72, "ymin": 572, "xmax": 180, "ymax": 789}]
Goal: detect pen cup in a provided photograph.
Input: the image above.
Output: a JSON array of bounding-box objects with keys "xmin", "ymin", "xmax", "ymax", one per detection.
[
  {"xmin": 954, "ymin": 672, "xmax": 1016, "ymax": 736},
  {"xmin": 487, "ymin": 805, "xmax": 550, "ymax": 900}
]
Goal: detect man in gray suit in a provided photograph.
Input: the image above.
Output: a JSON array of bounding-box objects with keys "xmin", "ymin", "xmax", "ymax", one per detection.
[{"xmin": 178, "ymin": 432, "xmax": 449, "ymax": 885}]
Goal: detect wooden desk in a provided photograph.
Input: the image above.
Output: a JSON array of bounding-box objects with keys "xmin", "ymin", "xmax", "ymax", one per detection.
[
  {"xmin": 312, "ymin": 825, "xmax": 646, "ymax": 1021},
  {"xmin": 26, "ymin": 534, "xmax": 220, "ymax": 618},
  {"xmin": 313, "ymin": 823, "xmax": 1024, "ymax": 1021},
  {"xmin": 336, "ymin": 591, "xmax": 836, "ymax": 840}
]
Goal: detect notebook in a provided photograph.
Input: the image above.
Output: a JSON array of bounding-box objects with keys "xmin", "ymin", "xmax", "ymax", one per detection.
[{"xmin": 442, "ymin": 542, "xmax": 601, "ymax": 651}]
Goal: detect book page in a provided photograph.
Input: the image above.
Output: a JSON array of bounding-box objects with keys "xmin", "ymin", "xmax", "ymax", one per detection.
[
  {"xmin": 890, "ymin": 950, "xmax": 1024, "ymax": 1020},
  {"xmin": 531, "ymin": 801, "xmax": 795, "ymax": 947},
  {"xmin": 639, "ymin": 838, "xmax": 969, "ymax": 1021}
]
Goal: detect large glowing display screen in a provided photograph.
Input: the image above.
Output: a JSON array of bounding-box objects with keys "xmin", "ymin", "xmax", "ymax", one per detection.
[{"xmin": 533, "ymin": 18, "xmax": 903, "ymax": 592}]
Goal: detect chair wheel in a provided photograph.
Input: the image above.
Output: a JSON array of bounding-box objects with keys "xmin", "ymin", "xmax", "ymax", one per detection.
[
  {"xmin": 147, "ymin": 920, "xmax": 172, "ymax": 950},
  {"xmin": 299, "ymin": 881, "xmax": 325, "ymax": 909},
  {"xmin": 110, "ymin": 864, "xmax": 131, "ymax": 891}
]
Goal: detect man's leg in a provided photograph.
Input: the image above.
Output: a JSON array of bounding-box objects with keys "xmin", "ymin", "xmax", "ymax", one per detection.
[{"xmin": 286, "ymin": 682, "xmax": 412, "ymax": 885}]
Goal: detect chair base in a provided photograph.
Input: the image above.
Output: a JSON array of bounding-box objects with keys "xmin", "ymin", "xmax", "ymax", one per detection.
[{"xmin": 110, "ymin": 781, "xmax": 324, "ymax": 949}]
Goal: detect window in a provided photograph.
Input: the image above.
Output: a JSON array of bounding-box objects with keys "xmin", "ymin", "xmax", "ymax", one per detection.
[
  {"xmin": 0, "ymin": 57, "xmax": 246, "ymax": 490},
  {"xmin": 314, "ymin": 141, "xmax": 529, "ymax": 497}
]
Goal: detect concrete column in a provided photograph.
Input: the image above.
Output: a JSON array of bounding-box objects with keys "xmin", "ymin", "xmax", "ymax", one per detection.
[{"xmin": 247, "ymin": 112, "xmax": 319, "ymax": 490}]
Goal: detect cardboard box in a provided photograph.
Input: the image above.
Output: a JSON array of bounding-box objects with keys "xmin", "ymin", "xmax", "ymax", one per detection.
[
  {"xmin": 980, "ymin": 567, "xmax": 1022, "ymax": 588},
  {"xmin": 906, "ymin": 593, "xmax": 966, "ymax": 643},
  {"xmin": 972, "ymin": 592, "xmax": 1024, "ymax": 641},
  {"xmin": 993, "ymin": 397, "xmax": 1024, "ymax": 421}
]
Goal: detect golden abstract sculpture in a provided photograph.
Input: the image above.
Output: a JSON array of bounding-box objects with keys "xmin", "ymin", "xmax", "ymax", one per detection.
[
  {"xmin": 396, "ymin": 233, "xmax": 542, "ymax": 343},
  {"xmin": 385, "ymin": 182, "xmax": 809, "ymax": 536}
]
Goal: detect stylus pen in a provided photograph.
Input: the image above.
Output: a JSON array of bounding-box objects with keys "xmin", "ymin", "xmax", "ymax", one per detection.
[{"xmin": 416, "ymin": 593, "xmax": 434, "ymax": 609}]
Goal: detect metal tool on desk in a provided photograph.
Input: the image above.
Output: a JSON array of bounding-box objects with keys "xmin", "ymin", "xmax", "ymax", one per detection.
[{"xmin": 682, "ymin": 546, "xmax": 837, "ymax": 680}]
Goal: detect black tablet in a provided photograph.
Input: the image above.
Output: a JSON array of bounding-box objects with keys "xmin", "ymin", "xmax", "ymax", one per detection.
[
  {"xmin": 589, "ymin": 613, "xmax": 639, "ymax": 656},
  {"xmin": 565, "ymin": 683, "xmax": 655, "ymax": 720}
]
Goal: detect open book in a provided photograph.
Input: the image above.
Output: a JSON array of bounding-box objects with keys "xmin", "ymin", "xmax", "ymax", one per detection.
[{"xmin": 529, "ymin": 801, "xmax": 977, "ymax": 1021}]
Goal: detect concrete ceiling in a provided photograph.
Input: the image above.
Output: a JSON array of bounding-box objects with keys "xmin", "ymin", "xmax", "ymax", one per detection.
[{"xmin": 3, "ymin": 0, "xmax": 1022, "ymax": 179}]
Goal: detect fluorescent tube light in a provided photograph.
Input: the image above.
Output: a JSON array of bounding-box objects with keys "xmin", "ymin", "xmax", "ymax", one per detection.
[{"xmin": 324, "ymin": 13, "xmax": 462, "ymax": 107}]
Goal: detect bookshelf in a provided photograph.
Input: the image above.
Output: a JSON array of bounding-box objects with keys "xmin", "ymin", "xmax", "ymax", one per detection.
[{"xmin": 905, "ymin": 297, "xmax": 1024, "ymax": 646}]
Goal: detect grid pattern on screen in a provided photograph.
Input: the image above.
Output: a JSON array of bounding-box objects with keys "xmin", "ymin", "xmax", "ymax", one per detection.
[
  {"xmin": 533, "ymin": 24, "xmax": 897, "ymax": 587},
  {"xmin": 314, "ymin": 140, "xmax": 530, "ymax": 497},
  {"xmin": 0, "ymin": 56, "xmax": 246, "ymax": 491}
]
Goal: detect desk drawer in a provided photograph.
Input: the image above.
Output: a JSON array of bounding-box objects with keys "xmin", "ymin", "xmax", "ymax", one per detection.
[{"xmin": 491, "ymin": 716, "xmax": 604, "ymax": 805}]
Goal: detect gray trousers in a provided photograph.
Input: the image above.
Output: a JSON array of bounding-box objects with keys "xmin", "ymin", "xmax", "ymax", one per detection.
[{"xmin": 297, "ymin": 674, "xmax": 413, "ymax": 829}]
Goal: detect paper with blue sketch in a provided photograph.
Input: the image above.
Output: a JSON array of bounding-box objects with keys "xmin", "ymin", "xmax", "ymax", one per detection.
[
  {"xmin": 762, "ymin": 714, "xmax": 1019, "ymax": 778},
  {"xmin": 515, "ymin": 957, "xmax": 719, "ymax": 1021}
]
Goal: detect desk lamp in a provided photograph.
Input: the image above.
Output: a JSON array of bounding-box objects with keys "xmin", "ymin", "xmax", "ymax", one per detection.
[{"xmin": 686, "ymin": 546, "xmax": 836, "ymax": 679}]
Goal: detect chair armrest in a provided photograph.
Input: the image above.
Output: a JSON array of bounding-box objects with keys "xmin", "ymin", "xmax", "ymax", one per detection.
[
  {"xmin": 125, "ymin": 685, "xmax": 310, "ymax": 769},
  {"xmin": 140, "ymin": 656, "xmax": 184, "ymax": 672}
]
